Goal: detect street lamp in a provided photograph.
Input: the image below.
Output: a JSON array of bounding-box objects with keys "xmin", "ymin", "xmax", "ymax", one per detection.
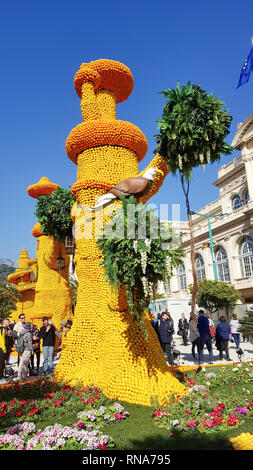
[{"xmin": 189, "ymin": 211, "xmax": 228, "ymax": 281}]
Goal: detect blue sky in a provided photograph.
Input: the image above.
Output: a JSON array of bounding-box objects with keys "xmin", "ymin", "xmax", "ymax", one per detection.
[{"xmin": 1, "ymin": 0, "xmax": 253, "ymax": 262}]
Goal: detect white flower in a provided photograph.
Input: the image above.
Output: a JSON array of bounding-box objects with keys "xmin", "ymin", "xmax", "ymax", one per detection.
[
  {"xmin": 140, "ymin": 252, "xmax": 147, "ymax": 274},
  {"xmin": 141, "ymin": 276, "xmax": 149, "ymax": 297},
  {"xmin": 145, "ymin": 239, "xmax": 151, "ymax": 248},
  {"xmin": 171, "ymin": 419, "xmax": 179, "ymax": 426}
]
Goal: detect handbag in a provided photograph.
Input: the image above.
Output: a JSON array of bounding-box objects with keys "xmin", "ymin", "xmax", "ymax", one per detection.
[{"xmin": 209, "ymin": 326, "xmax": 215, "ymax": 338}]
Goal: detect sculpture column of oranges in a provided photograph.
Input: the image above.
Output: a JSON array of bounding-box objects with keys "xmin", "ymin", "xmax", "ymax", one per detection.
[
  {"xmin": 27, "ymin": 177, "xmax": 73, "ymax": 330},
  {"xmin": 54, "ymin": 59, "xmax": 187, "ymax": 406}
]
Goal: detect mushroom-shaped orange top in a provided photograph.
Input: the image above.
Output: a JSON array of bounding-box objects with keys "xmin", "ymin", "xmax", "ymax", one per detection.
[
  {"xmin": 32, "ymin": 222, "xmax": 45, "ymax": 238},
  {"xmin": 74, "ymin": 59, "xmax": 134, "ymax": 104},
  {"xmin": 27, "ymin": 177, "xmax": 60, "ymax": 198}
]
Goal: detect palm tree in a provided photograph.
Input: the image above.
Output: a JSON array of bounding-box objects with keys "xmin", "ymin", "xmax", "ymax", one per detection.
[{"xmin": 155, "ymin": 82, "xmax": 233, "ymax": 318}]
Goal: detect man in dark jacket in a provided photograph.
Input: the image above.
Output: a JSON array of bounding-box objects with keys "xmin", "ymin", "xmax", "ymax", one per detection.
[
  {"xmin": 215, "ymin": 316, "xmax": 231, "ymax": 361},
  {"xmin": 197, "ymin": 310, "xmax": 214, "ymax": 364},
  {"xmin": 157, "ymin": 312, "xmax": 175, "ymax": 365},
  {"xmin": 40, "ymin": 317, "xmax": 55, "ymax": 375}
]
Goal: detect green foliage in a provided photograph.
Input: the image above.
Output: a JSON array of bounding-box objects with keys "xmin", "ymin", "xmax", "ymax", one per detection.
[
  {"xmin": 0, "ymin": 265, "xmax": 15, "ymax": 283},
  {"xmin": 0, "ymin": 282, "xmax": 19, "ymax": 322},
  {"xmin": 154, "ymin": 82, "xmax": 233, "ymax": 179},
  {"xmin": 195, "ymin": 279, "xmax": 241, "ymax": 313},
  {"xmin": 97, "ymin": 196, "xmax": 184, "ymax": 337},
  {"xmin": 35, "ymin": 187, "xmax": 75, "ymax": 242},
  {"xmin": 239, "ymin": 307, "xmax": 253, "ymax": 339}
]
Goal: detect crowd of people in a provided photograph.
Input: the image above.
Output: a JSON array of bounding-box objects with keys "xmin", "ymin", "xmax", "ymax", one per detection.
[
  {"xmin": 0, "ymin": 314, "xmax": 72, "ymax": 383},
  {"xmin": 152, "ymin": 309, "xmax": 246, "ymax": 365}
]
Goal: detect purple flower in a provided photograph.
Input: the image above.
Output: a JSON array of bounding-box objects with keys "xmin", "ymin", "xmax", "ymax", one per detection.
[{"xmin": 234, "ymin": 407, "xmax": 248, "ymax": 415}]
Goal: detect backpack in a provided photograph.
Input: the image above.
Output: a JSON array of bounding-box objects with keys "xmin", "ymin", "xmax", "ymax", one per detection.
[{"xmin": 16, "ymin": 334, "xmax": 25, "ymax": 354}]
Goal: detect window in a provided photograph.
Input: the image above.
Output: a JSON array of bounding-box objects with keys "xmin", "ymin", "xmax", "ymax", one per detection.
[
  {"xmin": 195, "ymin": 254, "xmax": 206, "ymax": 281},
  {"xmin": 244, "ymin": 189, "xmax": 249, "ymax": 205},
  {"xmin": 240, "ymin": 236, "xmax": 253, "ymax": 277},
  {"xmin": 166, "ymin": 278, "xmax": 171, "ymax": 294},
  {"xmin": 232, "ymin": 194, "xmax": 242, "ymax": 210},
  {"xmin": 215, "ymin": 246, "xmax": 230, "ymax": 282},
  {"xmin": 178, "ymin": 263, "xmax": 187, "ymax": 290}
]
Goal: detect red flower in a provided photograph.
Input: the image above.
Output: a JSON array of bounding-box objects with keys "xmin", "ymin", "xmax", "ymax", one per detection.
[
  {"xmin": 52, "ymin": 400, "xmax": 62, "ymax": 407},
  {"xmin": 98, "ymin": 444, "xmax": 107, "ymax": 450},
  {"xmin": 15, "ymin": 411, "xmax": 22, "ymax": 417},
  {"xmin": 227, "ymin": 414, "xmax": 240, "ymax": 426},
  {"xmin": 44, "ymin": 393, "xmax": 55, "ymax": 399},
  {"xmin": 154, "ymin": 409, "xmax": 164, "ymax": 418},
  {"xmin": 0, "ymin": 410, "xmax": 7, "ymax": 417},
  {"xmin": 28, "ymin": 408, "xmax": 40, "ymax": 416},
  {"xmin": 88, "ymin": 397, "xmax": 95, "ymax": 405}
]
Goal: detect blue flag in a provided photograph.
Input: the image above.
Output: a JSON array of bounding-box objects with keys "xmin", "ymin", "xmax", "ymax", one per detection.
[{"xmin": 237, "ymin": 46, "xmax": 253, "ymax": 88}]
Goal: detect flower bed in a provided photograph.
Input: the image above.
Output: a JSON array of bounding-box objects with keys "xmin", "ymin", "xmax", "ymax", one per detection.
[
  {"xmin": 0, "ymin": 421, "xmax": 114, "ymax": 450},
  {"xmin": 154, "ymin": 363, "xmax": 253, "ymax": 435},
  {"xmin": 0, "ymin": 378, "xmax": 130, "ymax": 449}
]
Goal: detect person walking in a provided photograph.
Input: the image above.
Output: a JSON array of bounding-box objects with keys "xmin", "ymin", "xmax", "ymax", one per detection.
[
  {"xmin": 156, "ymin": 311, "xmax": 175, "ymax": 365},
  {"xmin": 17, "ymin": 322, "xmax": 33, "ymax": 381},
  {"xmin": 215, "ymin": 316, "xmax": 232, "ymax": 361},
  {"xmin": 189, "ymin": 316, "xmax": 200, "ymax": 361},
  {"xmin": 197, "ymin": 310, "xmax": 214, "ymax": 364},
  {"xmin": 229, "ymin": 314, "xmax": 240, "ymax": 348},
  {"xmin": 178, "ymin": 313, "xmax": 189, "ymax": 346},
  {"xmin": 39, "ymin": 317, "xmax": 55, "ymax": 375},
  {"xmin": 30, "ymin": 324, "xmax": 41, "ymax": 374},
  {"xmin": 13, "ymin": 314, "xmax": 26, "ymax": 366},
  {"xmin": 3, "ymin": 319, "xmax": 15, "ymax": 378},
  {"xmin": 207, "ymin": 314, "xmax": 215, "ymax": 340},
  {"xmin": 0, "ymin": 321, "xmax": 7, "ymax": 383}
]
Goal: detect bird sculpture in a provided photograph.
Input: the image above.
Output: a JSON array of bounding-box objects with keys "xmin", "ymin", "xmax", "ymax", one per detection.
[{"xmin": 90, "ymin": 167, "xmax": 164, "ymax": 211}]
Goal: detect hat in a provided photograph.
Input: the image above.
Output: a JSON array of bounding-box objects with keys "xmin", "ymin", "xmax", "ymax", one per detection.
[{"xmin": 24, "ymin": 322, "xmax": 32, "ymax": 330}]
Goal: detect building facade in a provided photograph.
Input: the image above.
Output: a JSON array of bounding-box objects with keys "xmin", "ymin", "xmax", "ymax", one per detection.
[{"xmin": 153, "ymin": 114, "xmax": 253, "ymax": 324}]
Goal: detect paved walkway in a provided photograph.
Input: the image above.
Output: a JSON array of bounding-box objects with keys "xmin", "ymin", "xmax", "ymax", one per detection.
[
  {"xmin": 1, "ymin": 339, "xmax": 252, "ymax": 384},
  {"xmin": 171, "ymin": 337, "xmax": 253, "ymax": 366}
]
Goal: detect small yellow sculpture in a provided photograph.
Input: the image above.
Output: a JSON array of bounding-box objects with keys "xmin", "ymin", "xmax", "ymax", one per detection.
[
  {"xmin": 7, "ymin": 248, "xmax": 37, "ymax": 323},
  {"xmin": 27, "ymin": 177, "xmax": 73, "ymax": 329}
]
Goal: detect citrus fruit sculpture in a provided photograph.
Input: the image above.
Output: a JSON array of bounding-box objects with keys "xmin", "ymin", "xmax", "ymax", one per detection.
[
  {"xmin": 27, "ymin": 177, "xmax": 73, "ymax": 329},
  {"xmin": 7, "ymin": 248, "xmax": 37, "ymax": 322},
  {"xmin": 54, "ymin": 59, "xmax": 187, "ymax": 406}
]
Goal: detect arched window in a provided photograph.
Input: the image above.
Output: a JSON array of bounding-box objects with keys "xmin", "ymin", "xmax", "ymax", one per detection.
[
  {"xmin": 232, "ymin": 194, "xmax": 242, "ymax": 210},
  {"xmin": 240, "ymin": 236, "xmax": 253, "ymax": 277},
  {"xmin": 244, "ymin": 189, "xmax": 249, "ymax": 205},
  {"xmin": 215, "ymin": 246, "xmax": 230, "ymax": 282},
  {"xmin": 178, "ymin": 263, "xmax": 187, "ymax": 290},
  {"xmin": 195, "ymin": 254, "xmax": 206, "ymax": 281}
]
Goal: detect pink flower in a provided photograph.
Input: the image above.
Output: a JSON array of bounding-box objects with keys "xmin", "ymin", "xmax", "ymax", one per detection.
[
  {"xmin": 114, "ymin": 413, "xmax": 123, "ymax": 420},
  {"xmin": 74, "ymin": 422, "xmax": 85, "ymax": 428}
]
